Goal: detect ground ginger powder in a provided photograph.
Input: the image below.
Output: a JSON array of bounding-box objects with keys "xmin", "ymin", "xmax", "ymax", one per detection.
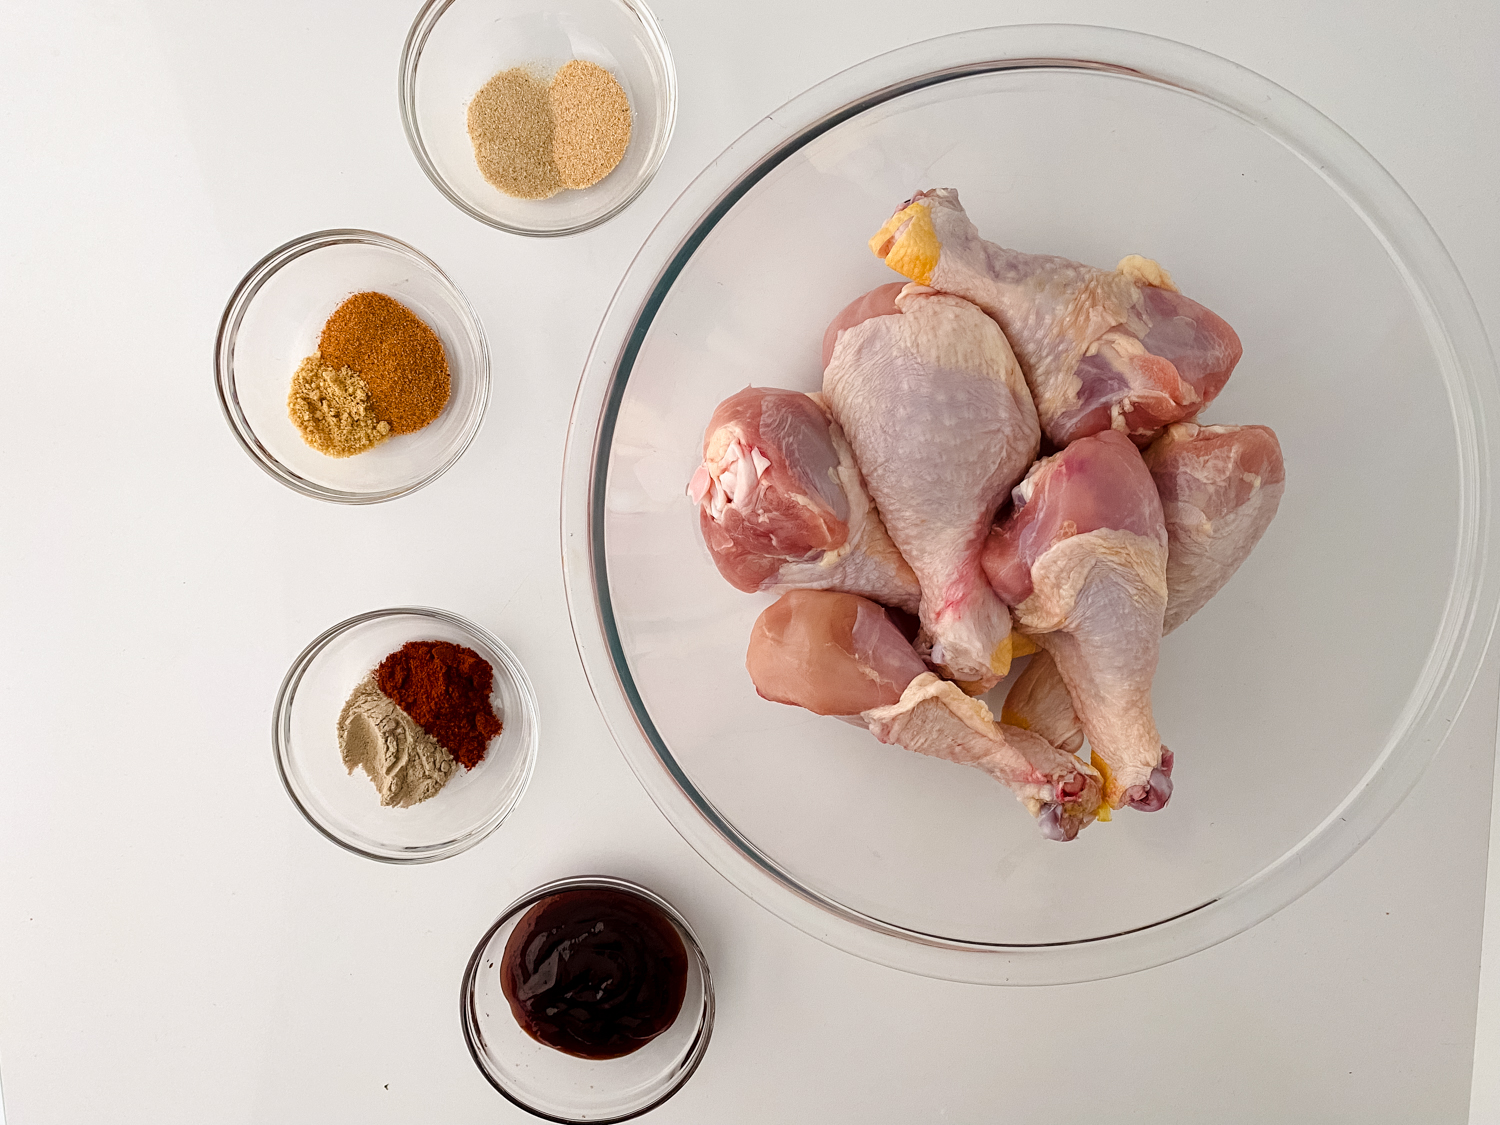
[
  {"xmin": 287, "ymin": 354, "xmax": 391, "ymax": 457},
  {"xmin": 338, "ymin": 676, "xmax": 457, "ymax": 808}
]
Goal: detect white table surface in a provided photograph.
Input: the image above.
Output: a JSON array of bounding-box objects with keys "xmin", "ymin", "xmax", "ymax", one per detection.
[{"xmin": 4, "ymin": 1, "xmax": 1498, "ymax": 1122}]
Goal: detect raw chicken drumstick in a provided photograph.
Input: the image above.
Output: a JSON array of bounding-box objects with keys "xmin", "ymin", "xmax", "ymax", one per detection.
[
  {"xmin": 1004, "ymin": 423, "xmax": 1285, "ymax": 756},
  {"xmin": 870, "ymin": 188, "xmax": 1242, "ymax": 447},
  {"xmin": 1003, "ymin": 653, "xmax": 1088, "ymax": 756},
  {"xmin": 983, "ymin": 430, "xmax": 1172, "ymax": 811},
  {"xmin": 690, "ymin": 386, "xmax": 921, "ymax": 613},
  {"xmin": 822, "ymin": 283, "xmax": 1040, "ymax": 687},
  {"xmin": 746, "ymin": 589, "xmax": 1103, "ymax": 841},
  {"xmin": 1148, "ymin": 422, "xmax": 1286, "ymax": 634},
  {"xmin": 745, "ymin": 587, "xmax": 929, "ymax": 717}
]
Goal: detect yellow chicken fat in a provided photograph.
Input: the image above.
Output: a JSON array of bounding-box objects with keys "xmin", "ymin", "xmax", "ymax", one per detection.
[{"xmin": 869, "ymin": 202, "xmax": 941, "ymax": 285}]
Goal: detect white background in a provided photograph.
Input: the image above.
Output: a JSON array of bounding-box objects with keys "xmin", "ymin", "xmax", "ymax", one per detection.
[{"xmin": 3, "ymin": 1, "xmax": 1499, "ymax": 1122}]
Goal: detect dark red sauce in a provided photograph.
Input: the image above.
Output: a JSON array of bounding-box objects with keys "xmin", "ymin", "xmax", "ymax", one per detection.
[{"xmin": 500, "ymin": 887, "xmax": 689, "ymax": 1060}]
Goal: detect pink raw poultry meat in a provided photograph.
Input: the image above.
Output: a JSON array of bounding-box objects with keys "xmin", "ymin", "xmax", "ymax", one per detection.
[
  {"xmin": 1004, "ymin": 423, "xmax": 1285, "ymax": 755},
  {"xmin": 1148, "ymin": 422, "xmax": 1286, "ymax": 634},
  {"xmin": 984, "ymin": 430, "xmax": 1172, "ymax": 811},
  {"xmin": 870, "ymin": 189, "xmax": 1242, "ymax": 447},
  {"xmin": 1003, "ymin": 654, "xmax": 1087, "ymax": 756},
  {"xmin": 746, "ymin": 590, "xmax": 1102, "ymax": 841},
  {"xmin": 821, "ymin": 282, "xmax": 903, "ymax": 370},
  {"xmin": 822, "ymin": 283, "xmax": 1040, "ymax": 687},
  {"xmin": 745, "ymin": 588, "xmax": 927, "ymax": 716},
  {"xmin": 690, "ymin": 387, "xmax": 921, "ymax": 613}
]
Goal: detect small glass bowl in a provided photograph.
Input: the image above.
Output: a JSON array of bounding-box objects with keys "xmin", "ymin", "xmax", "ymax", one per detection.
[
  {"xmin": 461, "ymin": 876, "xmax": 714, "ymax": 1123},
  {"xmin": 273, "ymin": 607, "xmax": 537, "ymax": 863},
  {"xmin": 400, "ymin": 0, "xmax": 677, "ymax": 236},
  {"xmin": 216, "ymin": 230, "xmax": 490, "ymax": 504}
]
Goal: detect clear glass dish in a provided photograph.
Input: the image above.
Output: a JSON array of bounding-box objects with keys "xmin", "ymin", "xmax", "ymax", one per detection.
[
  {"xmin": 461, "ymin": 875, "xmax": 714, "ymax": 1122},
  {"xmin": 400, "ymin": 0, "xmax": 676, "ymax": 237},
  {"xmin": 216, "ymin": 230, "xmax": 490, "ymax": 504},
  {"xmin": 274, "ymin": 607, "xmax": 538, "ymax": 863},
  {"xmin": 561, "ymin": 26, "xmax": 1500, "ymax": 984}
]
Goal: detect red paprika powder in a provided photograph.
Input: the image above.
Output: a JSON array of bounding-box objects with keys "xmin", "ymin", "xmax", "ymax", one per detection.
[{"xmin": 376, "ymin": 641, "xmax": 501, "ymax": 769}]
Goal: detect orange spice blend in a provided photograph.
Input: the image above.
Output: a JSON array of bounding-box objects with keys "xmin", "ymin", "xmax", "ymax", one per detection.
[{"xmin": 319, "ymin": 292, "xmax": 450, "ymax": 435}]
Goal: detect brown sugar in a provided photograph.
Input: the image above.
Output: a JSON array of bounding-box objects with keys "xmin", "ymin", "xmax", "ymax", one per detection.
[
  {"xmin": 549, "ymin": 61, "xmax": 632, "ymax": 190},
  {"xmin": 318, "ymin": 292, "xmax": 449, "ymax": 435},
  {"xmin": 287, "ymin": 354, "xmax": 391, "ymax": 457},
  {"xmin": 466, "ymin": 67, "xmax": 564, "ymax": 200}
]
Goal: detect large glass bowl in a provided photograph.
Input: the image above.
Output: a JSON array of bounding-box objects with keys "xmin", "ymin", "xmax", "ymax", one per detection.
[{"xmin": 561, "ymin": 26, "xmax": 1500, "ymax": 984}]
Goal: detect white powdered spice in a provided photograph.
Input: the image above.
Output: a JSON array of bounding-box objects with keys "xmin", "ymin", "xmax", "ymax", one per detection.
[{"xmin": 337, "ymin": 676, "xmax": 457, "ymax": 808}]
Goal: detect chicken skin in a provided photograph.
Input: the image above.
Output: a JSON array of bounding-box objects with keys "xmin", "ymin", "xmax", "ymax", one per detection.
[
  {"xmin": 823, "ymin": 283, "xmax": 1040, "ymax": 686},
  {"xmin": 984, "ymin": 430, "xmax": 1172, "ymax": 810},
  {"xmin": 871, "ymin": 188, "xmax": 1241, "ymax": 447}
]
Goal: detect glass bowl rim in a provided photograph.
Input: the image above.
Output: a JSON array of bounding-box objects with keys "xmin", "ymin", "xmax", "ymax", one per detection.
[
  {"xmin": 398, "ymin": 0, "xmax": 679, "ymax": 238},
  {"xmin": 214, "ymin": 227, "xmax": 492, "ymax": 506},
  {"xmin": 459, "ymin": 873, "xmax": 716, "ymax": 1123},
  {"xmin": 272, "ymin": 605, "xmax": 539, "ymax": 863},
  {"xmin": 560, "ymin": 24, "xmax": 1500, "ymax": 984}
]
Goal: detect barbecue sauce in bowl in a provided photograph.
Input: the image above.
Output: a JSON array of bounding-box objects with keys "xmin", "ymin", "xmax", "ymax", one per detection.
[{"xmin": 500, "ymin": 886, "xmax": 689, "ymax": 1060}]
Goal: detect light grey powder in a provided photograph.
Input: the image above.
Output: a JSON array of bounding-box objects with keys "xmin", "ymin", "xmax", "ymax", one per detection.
[{"xmin": 337, "ymin": 675, "xmax": 457, "ymax": 808}]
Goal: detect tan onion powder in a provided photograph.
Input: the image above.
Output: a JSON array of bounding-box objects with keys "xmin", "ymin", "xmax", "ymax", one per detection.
[
  {"xmin": 466, "ymin": 67, "xmax": 564, "ymax": 200},
  {"xmin": 549, "ymin": 61, "xmax": 632, "ymax": 190},
  {"xmin": 465, "ymin": 60, "xmax": 631, "ymax": 200}
]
